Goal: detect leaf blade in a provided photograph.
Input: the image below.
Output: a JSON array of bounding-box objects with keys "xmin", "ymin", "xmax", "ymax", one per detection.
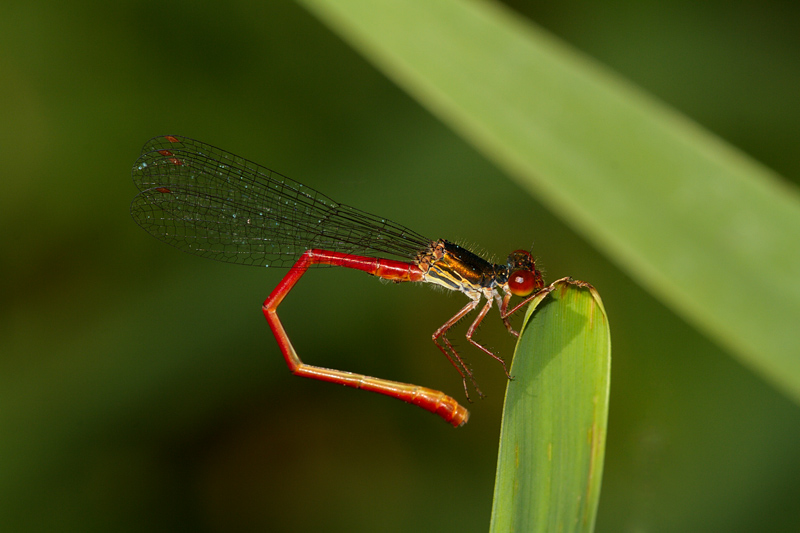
[{"xmin": 490, "ymin": 279, "xmax": 611, "ymax": 532}]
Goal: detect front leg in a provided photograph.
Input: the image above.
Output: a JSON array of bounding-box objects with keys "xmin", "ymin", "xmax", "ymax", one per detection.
[{"xmin": 499, "ymin": 285, "xmax": 556, "ymax": 337}]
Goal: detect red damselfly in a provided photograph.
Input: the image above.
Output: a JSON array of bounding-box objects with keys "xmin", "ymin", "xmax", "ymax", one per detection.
[{"xmin": 131, "ymin": 135, "xmax": 547, "ymax": 426}]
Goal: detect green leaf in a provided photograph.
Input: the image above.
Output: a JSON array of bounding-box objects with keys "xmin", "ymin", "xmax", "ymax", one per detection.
[
  {"xmin": 297, "ymin": 0, "xmax": 800, "ymax": 402},
  {"xmin": 490, "ymin": 279, "xmax": 610, "ymax": 533}
]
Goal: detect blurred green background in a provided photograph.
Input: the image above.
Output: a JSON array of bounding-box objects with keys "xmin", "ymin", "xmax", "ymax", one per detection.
[{"xmin": 2, "ymin": 1, "xmax": 799, "ymax": 531}]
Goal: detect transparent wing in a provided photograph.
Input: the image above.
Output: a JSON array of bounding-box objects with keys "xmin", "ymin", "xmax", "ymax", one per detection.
[{"xmin": 131, "ymin": 135, "xmax": 432, "ymax": 267}]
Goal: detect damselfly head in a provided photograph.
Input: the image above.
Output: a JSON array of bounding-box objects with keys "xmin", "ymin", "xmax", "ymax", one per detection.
[{"xmin": 505, "ymin": 250, "xmax": 544, "ymax": 297}]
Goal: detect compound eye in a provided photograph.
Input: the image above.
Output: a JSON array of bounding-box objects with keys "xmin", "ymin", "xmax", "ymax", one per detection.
[{"xmin": 508, "ymin": 270, "xmax": 537, "ymax": 296}]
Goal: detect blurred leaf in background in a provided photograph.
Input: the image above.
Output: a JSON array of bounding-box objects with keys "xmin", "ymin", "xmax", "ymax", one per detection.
[{"xmin": 1, "ymin": 0, "xmax": 799, "ymax": 532}]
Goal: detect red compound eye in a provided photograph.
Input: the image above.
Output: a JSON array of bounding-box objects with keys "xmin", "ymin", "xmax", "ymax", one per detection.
[{"xmin": 508, "ymin": 270, "xmax": 537, "ymax": 296}]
